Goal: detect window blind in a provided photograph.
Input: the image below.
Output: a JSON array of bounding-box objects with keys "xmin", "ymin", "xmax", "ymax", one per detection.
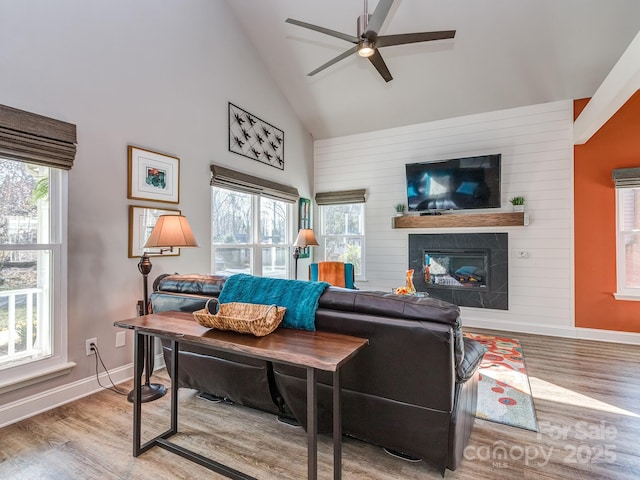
[
  {"xmin": 315, "ymin": 189, "xmax": 367, "ymax": 205},
  {"xmin": 210, "ymin": 164, "xmax": 299, "ymax": 203},
  {"xmin": 612, "ymin": 167, "xmax": 640, "ymax": 188},
  {"xmin": 0, "ymin": 104, "xmax": 77, "ymax": 169}
]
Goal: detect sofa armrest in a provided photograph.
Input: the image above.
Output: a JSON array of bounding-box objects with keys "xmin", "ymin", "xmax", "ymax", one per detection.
[
  {"xmin": 457, "ymin": 337, "xmax": 484, "ymax": 382},
  {"xmin": 150, "ymin": 292, "xmax": 211, "ymax": 313},
  {"xmin": 153, "ymin": 273, "xmax": 229, "ymax": 296}
]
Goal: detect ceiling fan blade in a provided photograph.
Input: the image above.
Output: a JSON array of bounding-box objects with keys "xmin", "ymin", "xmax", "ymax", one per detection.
[
  {"xmin": 285, "ymin": 18, "xmax": 359, "ymax": 44},
  {"xmin": 365, "ymin": 0, "xmax": 395, "ymax": 36},
  {"xmin": 368, "ymin": 50, "xmax": 393, "ymax": 82},
  {"xmin": 376, "ymin": 30, "xmax": 456, "ymax": 48},
  {"xmin": 308, "ymin": 45, "xmax": 359, "ymax": 76}
]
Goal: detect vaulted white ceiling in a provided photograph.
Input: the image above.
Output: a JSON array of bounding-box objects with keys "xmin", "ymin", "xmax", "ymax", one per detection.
[{"xmin": 225, "ymin": 0, "xmax": 640, "ymax": 140}]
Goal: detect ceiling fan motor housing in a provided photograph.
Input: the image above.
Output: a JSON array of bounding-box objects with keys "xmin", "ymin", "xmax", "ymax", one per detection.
[{"xmin": 358, "ymin": 13, "xmax": 373, "ymax": 39}]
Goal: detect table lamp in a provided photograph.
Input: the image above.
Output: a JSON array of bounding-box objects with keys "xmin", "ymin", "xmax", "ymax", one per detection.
[{"xmin": 292, "ymin": 228, "xmax": 318, "ymax": 280}]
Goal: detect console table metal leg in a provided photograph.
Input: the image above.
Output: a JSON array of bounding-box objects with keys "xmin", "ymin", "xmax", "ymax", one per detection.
[
  {"xmin": 169, "ymin": 339, "xmax": 179, "ymax": 432},
  {"xmin": 307, "ymin": 367, "xmax": 317, "ymax": 480},
  {"xmin": 333, "ymin": 370, "xmax": 342, "ymax": 480},
  {"xmin": 132, "ymin": 331, "xmax": 144, "ymax": 456}
]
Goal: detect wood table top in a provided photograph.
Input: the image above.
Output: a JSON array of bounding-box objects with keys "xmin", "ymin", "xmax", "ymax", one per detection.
[{"xmin": 114, "ymin": 311, "xmax": 368, "ymax": 372}]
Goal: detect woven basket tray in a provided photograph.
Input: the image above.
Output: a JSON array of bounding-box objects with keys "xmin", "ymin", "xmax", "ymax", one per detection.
[{"xmin": 193, "ymin": 298, "xmax": 286, "ymax": 337}]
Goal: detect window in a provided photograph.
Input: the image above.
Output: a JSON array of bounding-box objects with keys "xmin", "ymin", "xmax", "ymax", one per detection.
[
  {"xmin": 319, "ymin": 202, "xmax": 365, "ymax": 278},
  {"xmin": 209, "ymin": 164, "xmax": 299, "ymax": 279},
  {"xmin": 316, "ymin": 189, "xmax": 366, "ymax": 279},
  {"xmin": 211, "ymin": 187, "xmax": 292, "ymax": 278},
  {"xmin": 615, "ymin": 186, "xmax": 640, "ymax": 299},
  {"xmin": 0, "ymin": 159, "xmax": 68, "ymax": 378},
  {"xmin": 0, "ymin": 104, "xmax": 75, "ymax": 390}
]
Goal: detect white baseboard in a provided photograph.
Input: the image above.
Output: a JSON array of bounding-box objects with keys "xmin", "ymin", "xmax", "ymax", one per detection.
[
  {"xmin": 0, "ymin": 353, "xmax": 165, "ymax": 429},
  {"xmin": 465, "ymin": 317, "xmax": 640, "ymax": 345},
  {"xmin": 574, "ymin": 327, "xmax": 640, "ymax": 345}
]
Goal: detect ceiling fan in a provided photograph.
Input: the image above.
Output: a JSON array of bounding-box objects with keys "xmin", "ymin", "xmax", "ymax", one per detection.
[{"xmin": 285, "ymin": 0, "xmax": 456, "ymax": 82}]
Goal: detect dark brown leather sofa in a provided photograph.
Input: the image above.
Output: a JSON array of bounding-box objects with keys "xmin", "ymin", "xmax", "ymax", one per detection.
[{"xmin": 149, "ymin": 273, "xmax": 484, "ymax": 475}]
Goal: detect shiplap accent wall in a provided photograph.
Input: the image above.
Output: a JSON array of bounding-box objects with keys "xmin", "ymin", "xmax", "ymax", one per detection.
[{"xmin": 314, "ymin": 100, "xmax": 576, "ymax": 336}]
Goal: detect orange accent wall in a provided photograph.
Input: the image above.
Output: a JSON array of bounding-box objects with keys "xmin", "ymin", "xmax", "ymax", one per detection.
[{"xmin": 574, "ymin": 91, "xmax": 640, "ymax": 332}]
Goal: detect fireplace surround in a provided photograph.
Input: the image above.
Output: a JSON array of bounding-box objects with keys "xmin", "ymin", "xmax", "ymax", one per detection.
[{"xmin": 409, "ymin": 233, "xmax": 508, "ymax": 310}]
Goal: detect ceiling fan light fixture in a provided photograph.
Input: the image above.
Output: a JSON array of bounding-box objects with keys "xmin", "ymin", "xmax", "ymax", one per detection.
[{"xmin": 358, "ymin": 40, "xmax": 375, "ymax": 57}]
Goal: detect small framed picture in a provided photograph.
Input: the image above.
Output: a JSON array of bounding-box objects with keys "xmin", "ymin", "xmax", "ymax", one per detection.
[
  {"xmin": 128, "ymin": 146, "xmax": 180, "ymax": 204},
  {"xmin": 128, "ymin": 206, "xmax": 181, "ymax": 258}
]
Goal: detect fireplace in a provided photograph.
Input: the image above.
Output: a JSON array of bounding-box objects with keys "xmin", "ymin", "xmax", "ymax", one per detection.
[{"xmin": 409, "ymin": 233, "xmax": 508, "ymax": 310}]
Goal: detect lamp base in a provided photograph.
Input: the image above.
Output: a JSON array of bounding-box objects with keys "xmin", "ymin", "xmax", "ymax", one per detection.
[{"xmin": 127, "ymin": 383, "xmax": 167, "ymax": 403}]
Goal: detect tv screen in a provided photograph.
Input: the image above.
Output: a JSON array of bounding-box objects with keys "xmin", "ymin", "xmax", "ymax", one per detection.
[{"xmin": 405, "ymin": 154, "xmax": 501, "ymax": 212}]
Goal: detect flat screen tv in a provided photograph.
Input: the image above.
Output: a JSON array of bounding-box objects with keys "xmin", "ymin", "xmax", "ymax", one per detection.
[{"xmin": 405, "ymin": 154, "xmax": 501, "ymax": 212}]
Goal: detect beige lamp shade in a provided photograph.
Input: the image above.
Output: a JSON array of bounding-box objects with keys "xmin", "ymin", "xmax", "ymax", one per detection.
[
  {"xmin": 144, "ymin": 215, "xmax": 199, "ymax": 248},
  {"xmin": 293, "ymin": 228, "xmax": 319, "ymax": 248}
]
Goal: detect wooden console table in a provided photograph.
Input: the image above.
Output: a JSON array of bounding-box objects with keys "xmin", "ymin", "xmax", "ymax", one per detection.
[{"xmin": 114, "ymin": 311, "xmax": 368, "ymax": 480}]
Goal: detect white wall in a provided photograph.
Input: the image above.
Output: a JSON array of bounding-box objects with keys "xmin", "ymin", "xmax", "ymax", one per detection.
[
  {"xmin": 314, "ymin": 100, "xmax": 575, "ymax": 336},
  {"xmin": 0, "ymin": 0, "xmax": 313, "ymax": 421}
]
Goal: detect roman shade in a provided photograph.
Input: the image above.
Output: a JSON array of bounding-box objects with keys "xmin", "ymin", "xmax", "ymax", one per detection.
[
  {"xmin": 210, "ymin": 164, "xmax": 299, "ymax": 203},
  {"xmin": 612, "ymin": 167, "xmax": 640, "ymax": 188},
  {"xmin": 315, "ymin": 189, "xmax": 367, "ymax": 205},
  {"xmin": 0, "ymin": 104, "xmax": 77, "ymax": 169}
]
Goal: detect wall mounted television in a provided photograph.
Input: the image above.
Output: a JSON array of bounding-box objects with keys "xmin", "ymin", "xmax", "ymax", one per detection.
[{"xmin": 405, "ymin": 154, "xmax": 501, "ymax": 212}]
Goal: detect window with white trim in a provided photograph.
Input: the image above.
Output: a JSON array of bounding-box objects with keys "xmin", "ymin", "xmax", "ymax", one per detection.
[
  {"xmin": 316, "ymin": 189, "xmax": 366, "ymax": 279},
  {"xmin": 0, "ymin": 105, "xmax": 75, "ymax": 390},
  {"xmin": 615, "ymin": 186, "xmax": 640, "ymax": 299},
  {"xmin": 0, "ymin": 159, "xmax": 68, "ymax": 378},
  {"xmin": 209, "ymin": 164, "xmax": 299, "ymax": 279},
  {"xmin": 211, "ymin": 187, "xmax": 293, "ymax": 278}
]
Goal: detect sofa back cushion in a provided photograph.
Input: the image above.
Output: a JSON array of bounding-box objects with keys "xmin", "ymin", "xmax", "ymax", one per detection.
[
  {"xmin": 313, "ymin": 308, "xmax": 457, "ymax": 411},
  {"xmin": 318, "ymin": 288, "xmax": 460, "ymax": 326}
]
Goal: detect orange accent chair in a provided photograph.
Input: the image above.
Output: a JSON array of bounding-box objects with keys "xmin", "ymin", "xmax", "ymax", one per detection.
[{"xmin": 309, "ymin": 261, "xmax": 356, "ymax": 289}]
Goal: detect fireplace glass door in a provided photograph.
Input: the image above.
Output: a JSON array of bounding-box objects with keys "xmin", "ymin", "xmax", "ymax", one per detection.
[{"xmin": 424, "ymin": 249, "xmax": 489, "ymax": 289}]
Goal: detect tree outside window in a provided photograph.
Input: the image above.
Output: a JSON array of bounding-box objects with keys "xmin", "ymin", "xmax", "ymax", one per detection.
[{"xmin": 0, "ymin": 158, "xmax": 52, "ymax": 367}]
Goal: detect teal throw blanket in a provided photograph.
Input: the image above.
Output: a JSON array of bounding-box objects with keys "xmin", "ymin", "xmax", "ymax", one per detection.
[{"xmin": 217, "ymin": 274, "xmax": 330, "ymax": 331}]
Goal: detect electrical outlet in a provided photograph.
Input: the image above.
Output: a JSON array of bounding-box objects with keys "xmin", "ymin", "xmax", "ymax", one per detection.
[{"xmin": 85, "ymin": 338, "xmax": 97, "ymax": 356}]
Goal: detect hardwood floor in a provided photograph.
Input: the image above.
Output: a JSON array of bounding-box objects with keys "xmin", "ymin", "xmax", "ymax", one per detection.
[{"xmin": 1, "ymin": 329, "xmax": 640, "ymax": 479}]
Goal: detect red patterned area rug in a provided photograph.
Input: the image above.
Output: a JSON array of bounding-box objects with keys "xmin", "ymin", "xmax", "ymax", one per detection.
[{"xmin": 464, "ymin": 333, "xmax": 538, "ymax": 432}]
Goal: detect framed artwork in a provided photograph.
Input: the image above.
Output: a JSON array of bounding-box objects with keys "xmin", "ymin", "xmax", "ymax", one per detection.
[
  {"xmin": 228, "ymin": 103, "xmax": 284, "ymax": 170},
  {"xmin": 298, "ymin": 197, "xmax": 311, "ymax": 259},
  {"xmin": 128, "ymin": 206, "xmax": 181, "ymax": 258},
  {"xmin": 128, "ymin": 146, "xmax": 180, "ymax": 204}
]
